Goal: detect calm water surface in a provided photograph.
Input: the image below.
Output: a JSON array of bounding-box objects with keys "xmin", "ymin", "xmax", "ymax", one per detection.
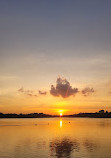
[{"xmin": 0, "ymin": 117, "xmax": 111, "ymax": 158}]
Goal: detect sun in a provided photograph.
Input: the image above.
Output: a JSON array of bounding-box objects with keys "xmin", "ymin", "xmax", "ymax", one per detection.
[
  {"xmin": 60, "ymin": 113, "xmax": 63, "ymax": 117},
  {"xmin": 55, "ymin": 109, "xmax": 68, "ymax": 116},
  {"xmin": 59, "ymin": 110, "xmax": 63, "ymax": 117}
]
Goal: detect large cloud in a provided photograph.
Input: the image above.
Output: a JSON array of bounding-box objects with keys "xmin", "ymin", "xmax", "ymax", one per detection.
[
  {"xmin": 50, "ymin": 77, "xmax": 78, "ymax": 98},
  {"xmin": 81, "ymin": 87, "xmax": 94, "ymax": 96}
]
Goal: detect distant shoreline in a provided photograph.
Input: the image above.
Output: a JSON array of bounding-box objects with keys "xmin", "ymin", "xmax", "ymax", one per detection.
[{"xmin": 0, "ymin": 110, "xmax": 111, "ymax": 118}]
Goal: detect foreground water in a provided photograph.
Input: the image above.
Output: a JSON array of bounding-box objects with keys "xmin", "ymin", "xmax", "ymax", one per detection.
[{"xmin": 0, "ymin": 118, "xmax": 111, "ymax": 158}]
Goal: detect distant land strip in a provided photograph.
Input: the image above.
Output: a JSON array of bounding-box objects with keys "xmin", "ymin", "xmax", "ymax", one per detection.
[{"xmin": 0, "ymin": 110, "xmax": 111, "ymax": 118}]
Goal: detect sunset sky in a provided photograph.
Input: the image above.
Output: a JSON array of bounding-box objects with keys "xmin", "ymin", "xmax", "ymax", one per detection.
[{"xmin": 0, "ymin": 0, "xmax": 111, "ymax": 114}]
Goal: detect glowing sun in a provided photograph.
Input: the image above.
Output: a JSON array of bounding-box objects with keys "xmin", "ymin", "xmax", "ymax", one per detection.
[
  {"xmin": 59, "ymin": 110, "xmax": 63, "ymax": 116},
  {"xmin": 60, "ymin": 113, "xmax": 63, "ymax": 116}
]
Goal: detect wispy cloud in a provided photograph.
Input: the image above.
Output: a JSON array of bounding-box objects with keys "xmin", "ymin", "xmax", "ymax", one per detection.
[
  {"xmin": 0, "ymin": 75, "xmax": 18, "ymax": 81},
  {"xmin": 18, "ymin": 87, "xmax": 37, "ymax": 97},
  {"xmin": 81, "ymin": 87, "xmax": 95, "ymax": 96},
  {"xmin": 38, "ymin": 90, "xmax": 47, "ymax": 95}
]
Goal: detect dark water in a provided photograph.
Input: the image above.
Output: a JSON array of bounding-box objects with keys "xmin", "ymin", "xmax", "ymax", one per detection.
[{"xmin": 0, "ymin": 118, "xmax": 111, "ymax": 158}]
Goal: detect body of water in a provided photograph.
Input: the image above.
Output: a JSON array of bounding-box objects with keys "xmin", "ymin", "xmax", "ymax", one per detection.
[{"xmin": 0, "ymin": 117, "xmax": 111, "ymax": 158}]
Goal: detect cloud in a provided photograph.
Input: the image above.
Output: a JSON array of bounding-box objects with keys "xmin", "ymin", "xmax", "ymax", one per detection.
[
  {"xmin": 38, "ymin": 90, "xmax": 47, "ymax": 95},
  {"xmin": 18, "ymin": 87, "xmax": 37, "ymax": 97},
  {"xmin": 27, "ymin": 93, "xmax": 37, "ymax": 97},
  {"xmin": 50, "ymin": 77, "xmax": 78, "ymax": 98},
  {"xmin": 18, "ymin": 87, "xmax": 24, "ymax": 92},
  {"xmin": 81, "ymin": 87, "xmax": 94, "ymax": 96}
]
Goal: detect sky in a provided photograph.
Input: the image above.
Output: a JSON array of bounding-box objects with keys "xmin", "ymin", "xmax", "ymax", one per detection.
[{"xmin": 0, "ymin": 0, "xmax": 111, "ymax": 114}]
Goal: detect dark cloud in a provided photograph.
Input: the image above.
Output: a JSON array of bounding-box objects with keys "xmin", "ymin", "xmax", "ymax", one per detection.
[
  {"xmin": 38, "ymin": 90, "xmax": 47, "ymax": 95},
  {"xmin": 18, "ymin": 87, "xmax": 37, "ymax": 97},
  {"xmin": 81, "ymin": 87, "xmax": 94, "ymax": 96},
  {"xmin": 50, "ymin": 77, "xmax": 78, "ymax": 98}
]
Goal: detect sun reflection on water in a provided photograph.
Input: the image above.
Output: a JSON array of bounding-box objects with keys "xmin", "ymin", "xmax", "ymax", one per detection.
[{"xmin": 60, "ymin": 119, "xmax": 62, "ymax": 128}]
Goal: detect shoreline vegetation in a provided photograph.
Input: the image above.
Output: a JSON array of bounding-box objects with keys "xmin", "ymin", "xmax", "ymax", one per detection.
[{"xmin": 0, "ymin": 110, "xmax": 111, "ymax": 118}]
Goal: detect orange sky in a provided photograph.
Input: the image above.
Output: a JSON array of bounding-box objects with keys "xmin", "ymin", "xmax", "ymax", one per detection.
[{"xmin": 0, "ymin": 76, "xmax": 111, "ymax": 115}]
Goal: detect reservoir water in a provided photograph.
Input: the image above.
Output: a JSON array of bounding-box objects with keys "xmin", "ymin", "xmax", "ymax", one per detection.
[{"xmin": 0, "ymin": 117, "xmax": 111, "ymax": 158}]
